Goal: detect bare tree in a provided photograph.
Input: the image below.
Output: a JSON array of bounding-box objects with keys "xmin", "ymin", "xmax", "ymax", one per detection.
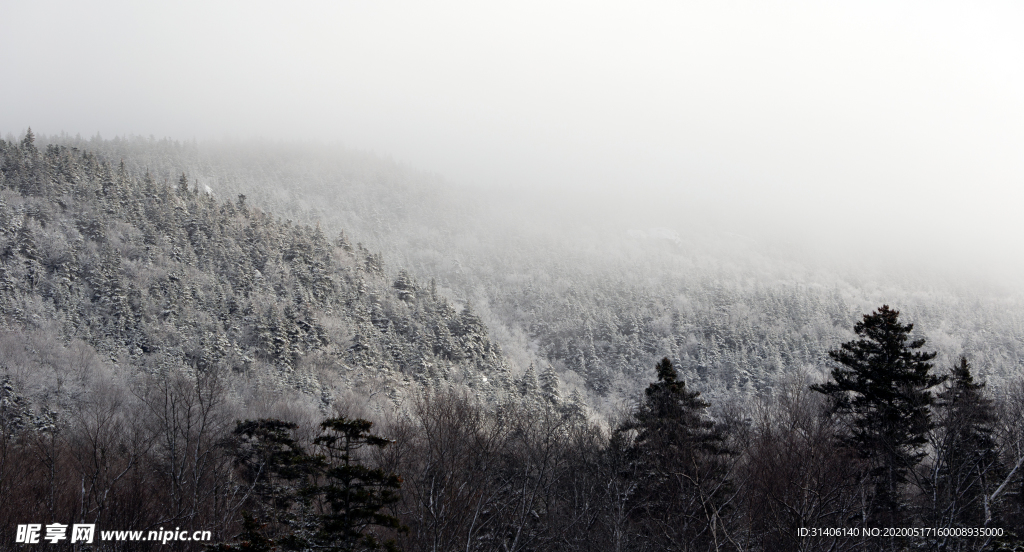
[
  {"xmin": 134, "ymin": 364, "xmax": 233, "ymax": 530},
  {"xmin": 742, "ymin": 376, "xmax": 863, "ymax": 552}
]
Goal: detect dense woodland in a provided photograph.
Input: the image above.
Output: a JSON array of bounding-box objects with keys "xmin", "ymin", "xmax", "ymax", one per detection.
[
  {"xmin": 0, "ymin": 132, "xmax": 1023, "ymax": 550},
  {"xmin": 42, "ymin": 134, "xmax": 1024, "ymax": 409}
]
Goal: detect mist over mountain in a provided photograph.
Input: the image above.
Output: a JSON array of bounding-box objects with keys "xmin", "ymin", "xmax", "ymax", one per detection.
[
  {"xmin": 5, "ymin": 2, "xmax": 1024, "ymax": 548},
  {"xmin": 36, "ymin": 133, "xmax": 1024, "ymax": 413},
  {"xmin": 6, "ymin": 2, "xmax": 1024, "ymax": 278},
  {"xmin": 2, "ymin": 131, "xmax": 1021, "ymax": 550}
]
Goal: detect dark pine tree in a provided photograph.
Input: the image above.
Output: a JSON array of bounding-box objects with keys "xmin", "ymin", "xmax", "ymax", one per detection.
[
  {"xmin": 223, "ymin": 419, "xmax": 318, "ymax": 551},
  {"xmin": 811, "ymin": 305, "xmax": 945, "ymax": 530},
  {"xmin": 618, "ymin": 357, "xmax": 734, "ymax": 550},
  {"xmin": 931, "ymin": 357, "xmax": 1002, "ymax": 531},
  {"xmin": 309, "ymin": 418, "xmax": 404, "ymax": 552},
  {"xmin": 21, "ymin": 127, "xmax": 35, "ymax": 150},
  {"xmin": 178, "ymin": 172, "xmax": 190, "ymax": 197},
  {"xmin": 219, "ymin": 418, "xmax": 403, "ymax": 551}
]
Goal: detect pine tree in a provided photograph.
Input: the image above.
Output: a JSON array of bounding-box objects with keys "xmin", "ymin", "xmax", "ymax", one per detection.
[
  {"xmin": 222, "ymin": 418, "xmax": 403, "ymax": 551},
  {"xmin": 538, "ymin": 364, "xmax": 560, "ymax": 406},
  {"xmin": 21, "ymin": 127, "xmax": 35, "ymax": 151},
  {"xmin": 178, "ymin": 172, "xmax": 190, "ymax": 197},
  {"xmin": 518, "ymin": 363, "xmax": 540, "ymax": 399},
  {"xmin": 930, "ymin": 357, "xmax": 1002, "ymax": 529},
  {"xmin": 392, "ymin": 270, "xmax": 415, "ymax": 302},
  {"xmin": 811, "ymin": 305, "xmax": 945, "ymax": 527},
  {"xmin": 561, "ymin": 388, "xmax": 587, "ymax": 424},
  {"xmin": 0, "ymin": 376, "xmax": 29, "ymax": 441},
  {"xmin": 617, "ymin": 357, "xmax": 733, "ymax": 550},
  {"xmin": 226, "ymin": 419, "xmax": 318, "ymax": 550},
  {"xmin": 310, "ymin": 418, "xmax": 404, "ymax": 552},
  {"xmin": 209, "ymin": 513, "xmax": 278, "ymax": 552}
]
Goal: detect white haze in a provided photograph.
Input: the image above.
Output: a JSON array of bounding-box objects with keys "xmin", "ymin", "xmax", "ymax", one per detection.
[{"xmin": 3, "ymin": 1, "xmax": 1024, "ymax": 284}]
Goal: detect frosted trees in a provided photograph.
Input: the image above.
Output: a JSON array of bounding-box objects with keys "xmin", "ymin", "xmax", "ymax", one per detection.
[{"xmin": 538, "ymin": 364, "xmax": 560, "ymax": 406}]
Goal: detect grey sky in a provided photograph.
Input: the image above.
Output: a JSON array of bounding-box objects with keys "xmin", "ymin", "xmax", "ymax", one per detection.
[{"xmin": 3, "ymin": 1, "xmax": 1023, "ymax": 278}]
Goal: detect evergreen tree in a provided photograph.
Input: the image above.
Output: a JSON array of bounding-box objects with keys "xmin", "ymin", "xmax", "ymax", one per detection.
[
  {"xmin": 538, "ymin": 364, "xmax": 560, "ymax": 406},
  {"xmin": 930, "ymin": 357, "xmax": 1002, "ymax": 529},
  {"xmin": 392, "ymin": 270, "xmax": 415, "ymax": 302},
  {"xmin": 309, "ymin": 418, "xmax": 404, "ymax": 552},
  {"xmin": 21, "ymin": 127, "xmax": 35, "ymax": 151},
  {"xmin": 221, "ymin": 418, "xmax": 403, "ymax": 551},
  {"xmin": 178, "ymin": 172, "xmax": 190, "ymax": 197},
  {"xmin": 618, "ymin": 357, "xmax": 734, "ymax": 550},
  {"xmin": 561, "ymin": 388, "xmax": 587, "ymax": 424},
  {"xmin": 209, "ymin": 513, "xmax": 278, "ymax": 552},
  {"xmin": 517, "ymin": 363, "xmax": 540, "ymax": 399},
  {"xmin": 0, "ymin": 376, "xmax": 29, "ymax": 441},
  {"xmin": 811, "ymin": 305, "xmax": 945, "ymax": 528},
  {"xmin": 226, "ymin": 419, "xmax": 318, "ymax": 550}
]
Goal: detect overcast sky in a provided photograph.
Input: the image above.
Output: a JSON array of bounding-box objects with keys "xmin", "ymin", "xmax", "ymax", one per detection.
[{"xmin": 3, "ymin": 1, "xmax": 1023, "ymax": 279}]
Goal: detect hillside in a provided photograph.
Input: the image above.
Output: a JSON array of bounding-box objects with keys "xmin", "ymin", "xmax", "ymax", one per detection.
[
  {"xmin": 0, "ymin": 132, "xmax": 531, "ymax": 414},
  {"xmin": 43, "ymin": 133, "xmax": 1024, "ymax": 410}
]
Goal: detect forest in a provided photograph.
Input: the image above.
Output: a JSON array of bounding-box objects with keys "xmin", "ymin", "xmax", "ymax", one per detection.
[
  {"xmin": 0, "ymin": 132, "xmax": 1023, "ymax": 551},
  {"xmin": 45, "ymin": 133, "xmax": 1024, "ymax": 408}
]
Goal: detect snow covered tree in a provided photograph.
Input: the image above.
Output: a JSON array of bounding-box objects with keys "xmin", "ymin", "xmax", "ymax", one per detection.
[
  {"xmin": 177, "ymin": 172, "xmax": 190, "ymax": 197},
  {"xmin": 517, "ymin": 363, "xmax": 540, "ymax": 399},
  {"xmin": 0, "ymin": 376, "xmax": 28, "ymax": 444},
  {"xmin": 392, "ymin": 270, "xmax": 415, "ymax": 302},
  {"xmin": 538, "ymin": 364, "xmax": 560, "ymax": 406}
]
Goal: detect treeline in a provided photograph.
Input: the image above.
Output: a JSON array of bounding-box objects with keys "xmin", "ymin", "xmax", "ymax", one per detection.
[
  {"xmin": 5, "ymin": 310, "xmax": 1021, "ymax": 551},
  {"xmin": 202, "ymin": 309, "xmax": 1024, "ymax": 551}
]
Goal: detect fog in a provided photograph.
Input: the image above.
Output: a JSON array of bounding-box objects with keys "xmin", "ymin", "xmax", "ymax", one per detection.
[{"xmin": 3, "ymin": 1, "xmax": 1024, "ymax": 282}]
